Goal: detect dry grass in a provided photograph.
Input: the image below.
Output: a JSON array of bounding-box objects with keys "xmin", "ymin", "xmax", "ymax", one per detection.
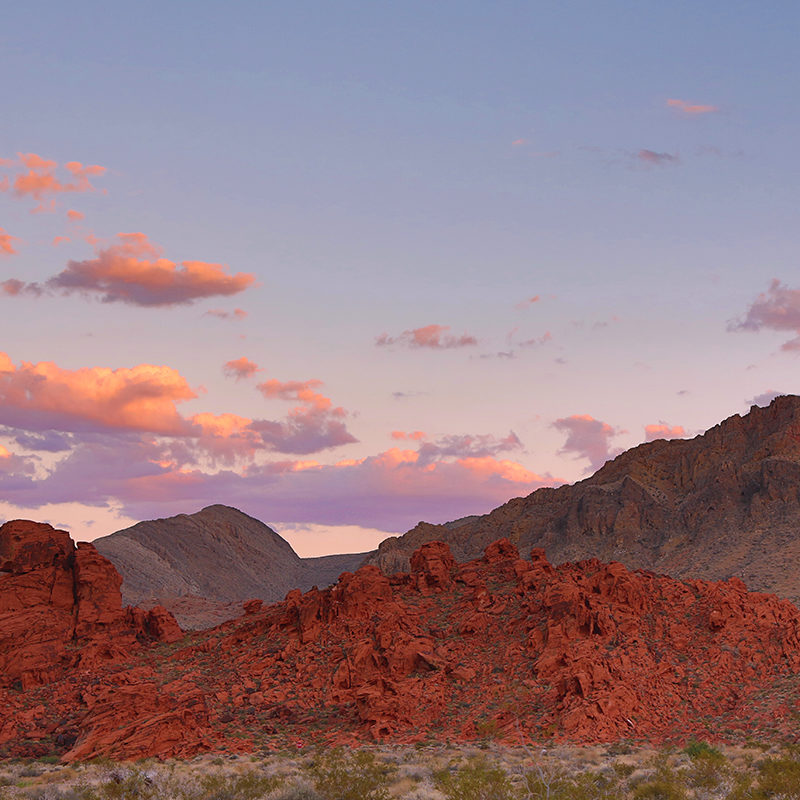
[{"xmin": 0, "ymin": 740, "xmax": 794, "ymax": 800}]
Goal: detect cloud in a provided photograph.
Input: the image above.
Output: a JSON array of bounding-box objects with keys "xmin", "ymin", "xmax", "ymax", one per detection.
[
  {"xmin": 1, "ymin": 279, "xmax": 43, "ymax": 297},
  {"xmin": 729, "ymin": 280, "xmax": 800, "ymax": 351},
  {"xmin": 416, "ymin": 431, "xmax": 522, "ymax": 465},
  {"xmin": 204, "ymin": 308, "xmax": 247, "ymax": 321},
  {"xmin": 637, "ymin": 149, "xmax": 679, "ymax": 166},
  {"xmin": 553, "ymin": 414, "xmax": 625, "ymax": 472},
  {"xmin": 644, "ymin": 422, "xmax": 686, "ymax": 442},
  {"xmin": 67, "ymin": 209, "xmax": 85, "ymax": 221},
  {"xmin": 746, "ymin": 390, "xmax": 784, "ymax": 407},
  {"xmin": 52, "ymin": 236, "xmax": 70, "ymax": 247},
  {"xmin": 4, "ymin": 438, "xmax": 557, "ymax": 532},
  {"xmin": 223, "ymin": 357, "xmax": 260, "ymax": 381},
  {"xmin": 0, "ymin": 153, "xmax": 106, "ymax": 210},
  {"xmin": 254, "ymin": 377, "xmax": 358, "ymax": 454},
  {"xmin": 0, "ymin": 352, "xmax": 196, "ymax": 436},
  {"xmin": 0, "ymin": 228, "xmax": 20, "ymax": 255},
  {"xmin": 376, "ymin": 324, "xmax": 478, "ymax": 349},
  {"xmin": 515, "ymin": 295, "xmax": 540, "ymax": 310},
  {"xmin": 41, "ymin": 233, "xmax": 256, "ymax": 306},
  {"xmin": 666, "ymin": 98, "xmax": 719, "ymax": 115},
  {"xmin": 391, "ymin": 430, "xmax": 426, "ymax": 441}
]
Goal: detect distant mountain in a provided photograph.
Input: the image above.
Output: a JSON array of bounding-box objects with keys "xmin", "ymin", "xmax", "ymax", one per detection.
[
  {"xmin": 93, "ymin": 505, "xmax": 365, "ymax": 628},
  {"xmin": 368, "ymin": 395, "xmax": 800, "ymax": 602}
]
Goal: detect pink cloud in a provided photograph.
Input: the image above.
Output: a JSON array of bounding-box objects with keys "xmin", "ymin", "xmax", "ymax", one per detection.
[
  {"xmin": 5, "ymin": 438, "xmax": 557, "ymax": 532},
  {"xmin": 254, "ymin": 377, "xmax": 357, "ymax": 453},
  {"xmin": 666, "ymin": 98, "xmax": 719, "ymax": 115},
  {"xmin": 376, "ymin": 324, "xmax": 478, "ymax": 350},
  {"xmin": 0, "ymin": 352, "xmax": 358, "ymax": 462},
  {"xmin": 52, "ymin": 236, "xmax": 70, "ymax": 247},
  {"xmin": 0, "ymin": 352, "xmax": 196, "ymax": 436},
  {"xmin": 553, "ymin": 414, "xmax": 625, "ymax": 472},
  {"xmin": 1, "ymin": 153, "xmax": 106, "ymax": 209},
  {"xmin": 644, "ymin": 422, "xmax": 686, "ymax": 442},
  {"xmin": 45, "ymin": 232, "xmax": 256, "ymax": 306},
  {"xmin": 67, "ymin": 209, "xmax": 85, "ymax": 221},
  {"xmin": 223, "ymin": 357, "xmax": 260, "ymax": 381},
  {"xmin": 637, "ymin": 149, "xmax": 679, "ymax": 166},
  {"xmin": 512, "ymin": 138, "xmax": 528, "ymax": 146},
  {"xmin": 0, "ymin": 228, "xmax": 19, "ymax": 256},
  {"xmin": 729, "ymin": 280, "xmax": 800, "ymax": 352},
  {"xmin": 391, "ymin": 430, "xmax": 426, "ymax": 441},
  {"xmin": 204, "ymin": 308, "xmax": 248, "ymax": 321},
  {"xmin": 1, "ymin": 279, "xmax": 43, "ymax": 297}
]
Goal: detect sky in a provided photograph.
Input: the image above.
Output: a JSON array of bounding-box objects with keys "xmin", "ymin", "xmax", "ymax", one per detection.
[{"xmin": 1, "ymin": 2, "xmax": 799, "ymax": 556}]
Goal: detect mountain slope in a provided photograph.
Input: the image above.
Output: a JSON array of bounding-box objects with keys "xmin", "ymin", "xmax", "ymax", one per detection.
[
  {"xmin": 93, "ymin": 505, "xmax": 366, "ymax": 627},
  {"xmin": 368, "ymin": 395, "xmax": 800, "ymax": 600}
]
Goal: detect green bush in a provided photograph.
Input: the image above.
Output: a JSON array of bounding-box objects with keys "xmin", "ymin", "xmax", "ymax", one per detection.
[
  {"xmin": 434, "ymin": 758, "xmax": 515, "ymax": 800},
  {"xmin": 306, "ymin": 748, "xmax": 394, "ymax": 800},
  {"xmin": 630, "ymin": 779, "xmax": 687, "ymax": 800}
]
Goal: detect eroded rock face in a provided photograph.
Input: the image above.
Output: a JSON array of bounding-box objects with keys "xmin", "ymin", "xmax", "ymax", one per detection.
[
  {"xmin": 367, "ymin": 396, "xmax": 800, "ymax": 602},
  {"xmin": 5, "ymin": 532, "xmax": 800, "ymax": 761},
  {"xmin": 0, "ymin": 520, "xmax": 182, "ymax": 695}
]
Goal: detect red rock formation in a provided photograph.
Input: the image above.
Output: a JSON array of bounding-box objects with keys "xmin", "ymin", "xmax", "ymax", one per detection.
[
  {"xmin": 0, "ymin": 520, "xmax": 181, "ymax": 692},
  {"xmin": 5, "ymin": 527, "xmax": 800, "ymax": 760}
]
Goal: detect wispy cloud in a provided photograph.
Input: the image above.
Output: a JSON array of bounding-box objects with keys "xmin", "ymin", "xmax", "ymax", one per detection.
[
  {"xmin": 204, "ymin": 308, "xmax": 248, "ymax": 321},
  {"xmin": 637, "ymin": 149, "xmax": 679, "ymax": 166},
  {"xmin": 376, "ymin": 323, "xmax": 478, "ymax": 350},
  {"xmin": 0, "ymin": 153, "xmax": 106, "ymax": 211},
  {"xmin": 666, "ymin": 98, "xmax": 719, "ymax": 115},
  {"xmin": 0, "ymin": 228, "xmax": 19, "ymax": 256}
]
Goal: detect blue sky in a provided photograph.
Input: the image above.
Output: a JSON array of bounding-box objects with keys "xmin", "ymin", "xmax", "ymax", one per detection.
[{"xmin": 0, "ymin": 2, "xmax": 798, "ymax": 554}]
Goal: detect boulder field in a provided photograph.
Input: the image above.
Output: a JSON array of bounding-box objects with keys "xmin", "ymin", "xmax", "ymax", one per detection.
[{"xmin": 3, "ymin": 520, "xmax": 800, "ymax": 761}]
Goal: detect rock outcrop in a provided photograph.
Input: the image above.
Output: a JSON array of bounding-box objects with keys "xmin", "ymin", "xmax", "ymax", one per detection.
[
  {"xmin": 93, "ymin": 505, "xmax": 367, "ymax": 628},
  {"xmin": 368, "ymin": 395, "xmax": 800, "ymax": 601},
  {"xmin": 0, "ymin": 520, "xmax": 181, "ymax": 694},
  {"xmin": 4, "ymin": 531, "xmax": 800, "ymax": 760}
]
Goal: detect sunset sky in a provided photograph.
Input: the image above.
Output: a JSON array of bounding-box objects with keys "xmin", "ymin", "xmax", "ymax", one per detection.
[{"xmin": 1, "ymin": 2, "xmax": 799, "ymax": 555}]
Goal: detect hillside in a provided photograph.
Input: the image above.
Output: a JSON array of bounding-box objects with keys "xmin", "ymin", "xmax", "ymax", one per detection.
[
  {"xmin": 5, "ymin": 519, "xmax": 800, "ymax": 761},
  {"xmin": 369, "ymin": 395, "xmax": 800, "ymax": 600},
  {"xmin": 93, "ymin": 505, "xmax": 366, "ymax": 628}
]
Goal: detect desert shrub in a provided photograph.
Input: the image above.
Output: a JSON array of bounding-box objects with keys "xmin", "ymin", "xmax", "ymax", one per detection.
[
  {"xmin": 630, "ymin": 779, "xmax": 687, "ymax": 800},
  {"xmin": 683, "ymin": 739, "xmax": 723, "ymax": 762},
  {"xmin": 434, "ymin": 757, "xmax": 514, "ymax": 800},
  {"xmin": 306, "ymin": 748, "xmax": 394, "ymax": 800},
  {"xmin": 265, "ymin": 779, "xmax": 322, "ymax": 800},
  {"xmin": 755, "ymin": 754, "xmax": 800, "ymax": 798},
  {"xmin": 197, "ymin": 771, "xmax": 282, "ymax": 800},
  {"xmin": 523, "ymin": 768, "xmax": 622, "ymax": 800}
]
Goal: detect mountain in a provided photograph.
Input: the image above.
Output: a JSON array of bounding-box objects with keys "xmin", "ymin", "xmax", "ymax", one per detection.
[
  {"xmin": 368, "ymin": 395, "xmax": 800, "ymax": 601},
  {"xmin": 93, "ymin": 505, "xmax": 366, "ymax": 628},
  {"xmin": 5, "ymin": 521, "xmax": 800, "ymax": 760}
]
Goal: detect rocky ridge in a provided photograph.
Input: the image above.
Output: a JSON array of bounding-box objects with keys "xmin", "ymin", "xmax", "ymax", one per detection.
[
  {"xmin": 369, "ymin": 395, "xmax": 800, "ymax": 600},
  {"xmin": 93, "ymin": 505, "xmax": 366, "ymax": 628},
  {"xmin": 0, "ymin": 519, "xmax": 183, "ymax": 752},
  {"xmin": 4, "ymin": 519, "xmax": 800, "ymax": 761}
]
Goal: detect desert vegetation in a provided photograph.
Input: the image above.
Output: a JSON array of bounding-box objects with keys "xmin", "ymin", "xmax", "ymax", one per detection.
[{"xmin": 2, "ymin": 740, "xmax": 800, "ymax": 800}]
